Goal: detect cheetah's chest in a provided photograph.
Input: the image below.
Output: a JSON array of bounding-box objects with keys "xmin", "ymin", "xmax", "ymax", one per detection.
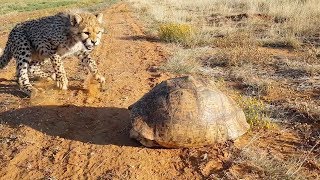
[{"xmin": 57, "ymin": 42, "xmax": 86, "ymax": 58}]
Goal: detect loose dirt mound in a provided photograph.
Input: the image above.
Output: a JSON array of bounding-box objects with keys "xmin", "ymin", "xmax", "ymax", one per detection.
[{"xmin": 0, "ymin": 3, "xmax": 318, "ymax": 179}]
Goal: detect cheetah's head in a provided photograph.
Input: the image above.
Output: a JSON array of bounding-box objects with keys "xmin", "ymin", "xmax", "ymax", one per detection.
[{"xmin": 70, "ymin": 12, "xmax": 104, "ymax": 51}]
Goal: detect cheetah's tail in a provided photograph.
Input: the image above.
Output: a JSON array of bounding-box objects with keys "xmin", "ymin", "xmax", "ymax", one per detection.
[{"xmin": 0, "ymin": 45, "xmax": 13, "ymax": 69}]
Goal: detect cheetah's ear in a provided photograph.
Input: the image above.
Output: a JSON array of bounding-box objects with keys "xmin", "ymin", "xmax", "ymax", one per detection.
[
  {"xmin": 96, "ymin": 13, "xmax": 103, "ymax": 23},
  {"xmin": 70, "ymin": 14, "xmax": 82, "ymax": 26},
  {"xmin": 74, "ymin": 14, "xmax": 83, "ymax": 24}
]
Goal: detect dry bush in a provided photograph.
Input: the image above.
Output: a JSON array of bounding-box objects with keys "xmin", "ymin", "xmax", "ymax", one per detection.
[
  {"xmin": 237, "ymin": 96, "xmax": 272, "ymax": 129},
  {"xmin": 158, "ymin": 23, "xmax": 194, "ymax": 45}
]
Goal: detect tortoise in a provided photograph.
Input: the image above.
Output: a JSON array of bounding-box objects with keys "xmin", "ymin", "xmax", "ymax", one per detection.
[{"xmin": 129, "ymin": 76, "xmax": 250, "ymax": 148}]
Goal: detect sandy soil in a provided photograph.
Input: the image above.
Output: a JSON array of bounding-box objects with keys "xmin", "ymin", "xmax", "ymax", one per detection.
[{"xmin": 0, "ymin": 3, "xmax": 318, "ymax": 180}]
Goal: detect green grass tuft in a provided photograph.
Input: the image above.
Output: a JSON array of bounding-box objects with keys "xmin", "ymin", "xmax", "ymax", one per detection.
[
  {"xmin": 158, "ymin": 23, "xmax": 194, "ymax": 45},
  {"xmin": 237, "ymin": 96, "xmax": 272, "ymax": 129}
]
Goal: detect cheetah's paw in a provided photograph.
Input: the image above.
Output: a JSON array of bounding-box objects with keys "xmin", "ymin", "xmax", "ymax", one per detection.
[
  {"xmin": 94, "ymin": 74, "xmax": 106, "ymax": 90},
  {"xmin": 56, "ymin": 75, "xmax": 68, "ymax": 90},
  {"xmin": 21, "ymin": 86, "xmax": 38, "ymax": 98}
]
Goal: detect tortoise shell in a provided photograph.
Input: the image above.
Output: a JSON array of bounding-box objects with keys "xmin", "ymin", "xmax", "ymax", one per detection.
[{"xmin": 129, "ymin": 76, "xmax": 250, "ymax": 148}]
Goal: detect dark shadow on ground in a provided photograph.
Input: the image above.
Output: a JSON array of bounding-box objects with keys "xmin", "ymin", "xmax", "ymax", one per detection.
[
  {"xmin": 0, "ymin": 79, "xmax": 28, "ymax": 98},
  {"xmin": 0, "ymin": 105, "xmax": 139, "ymax": 147}
]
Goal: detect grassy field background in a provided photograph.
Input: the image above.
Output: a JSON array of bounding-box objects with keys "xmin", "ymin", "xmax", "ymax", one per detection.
[
  {"xmin": 0, "ymin": 0, "xmax": 115, "ymax": 14},
  {"xmin": 0, "ymin": 0, "xmax": 117, "ymax": 32}
]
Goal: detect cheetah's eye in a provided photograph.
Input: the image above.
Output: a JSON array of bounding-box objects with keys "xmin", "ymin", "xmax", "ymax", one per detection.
[{"xmin": 83, "ymin": 32, "xmax": 90, "ymax": 35}]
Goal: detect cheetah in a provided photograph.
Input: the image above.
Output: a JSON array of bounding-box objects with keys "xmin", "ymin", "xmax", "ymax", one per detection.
[{"xmin": 0, "ymin": 12, "xmax": 106, "ymax": 97}]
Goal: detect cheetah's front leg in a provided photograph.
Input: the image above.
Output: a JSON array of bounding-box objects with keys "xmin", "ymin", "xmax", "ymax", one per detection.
[
  {"xmin": 50, "ymin": 54, "xmax": 68, "ymax": 90},
  {"xmin": 77, "ymin": 51, "xmax": 105, "ymax": 88},
  {"xmin": 28, "ymin": 60, "xmax": 56, "ymax": 80}
]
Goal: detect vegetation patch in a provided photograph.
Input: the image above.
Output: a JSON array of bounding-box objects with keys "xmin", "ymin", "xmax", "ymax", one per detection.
[
  {"xmin": 261, "ymin": 37, "xmax": 301, "ymax": 49},
  {"xmin": 0, "ymin": 0, "xmax": 116, "ymax": 15},
  {"xmin": 0, "ymin": 1, "xmax": 74, "ymax": 14},
  {"xmin": 160, "ymin": 48, "xmax": 202, "ymax": 74},
  {"xmin": 158, "ymin": 23, "xmax": 194, "ymax": 45},
  {"xmin": 237, "ymin": 96, "xmax": 272, "ymax": 129},
  {"xmin": 231, "ymin": 143, "xmax": 317, "ymax": 180}
]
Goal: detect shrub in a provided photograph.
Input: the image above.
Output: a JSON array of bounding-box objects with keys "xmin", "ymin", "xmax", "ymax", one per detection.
[
  {"xmin": 237, "ymin": 95, "xmax": 272, "ymax": 129},
  {"xmin": 158, "ymin": 23, "xmax": 194, "ymax": 45}
]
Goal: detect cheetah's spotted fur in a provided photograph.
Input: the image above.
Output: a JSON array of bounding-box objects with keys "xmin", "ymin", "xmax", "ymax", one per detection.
[{"xmin": 0, "ymin": 12, "xmax": 105, "ymax": 97}]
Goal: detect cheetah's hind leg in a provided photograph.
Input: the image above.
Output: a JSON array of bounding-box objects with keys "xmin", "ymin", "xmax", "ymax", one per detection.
[{"xmin": 14, "ymin": 53, "xmax": 37, "ymax": 98}]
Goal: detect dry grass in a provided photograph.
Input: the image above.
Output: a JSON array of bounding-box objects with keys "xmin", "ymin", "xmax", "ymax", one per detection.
[
  {"xmin": 233, "ymin": 145, "xmax": 316, "ymax": 179},
  {"xmin": 158, "ymin": 23, "xmax": 194, "ymax": 45},
  {"xmin": 129, "ymin": 0, "xmax": 320, "ymax": 47},
  {"xmin": 201, "ymin": 33, "xmax": 271, "ymax": 68},
  {"xmin": 274, "ymin": 57, "xmax": 320, "ymax": 77},
  {"xmin": 285, "ymin": 99, "xmax": 320, "ymax": 122},
  {"xmin": 0, "ymin": 0, "xmax": 116, "ymax": 15},
  {"xmin": 260, "ymin": 37, "xmax": 301, "ymax": 49},
  {"xmin": 204, "ymin": 46, "xmax": 269, "ymax": 67},
  {"xmin": 213, "ymin": 78, "xmax": 273, "ymax": 129},
  {"xmin": 0, "ymin": 0, "xmax": 118, "ymax": 32},
  {"xmin": 160, "ymin": 48, "xmax": 204, "ymax": 74}
]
